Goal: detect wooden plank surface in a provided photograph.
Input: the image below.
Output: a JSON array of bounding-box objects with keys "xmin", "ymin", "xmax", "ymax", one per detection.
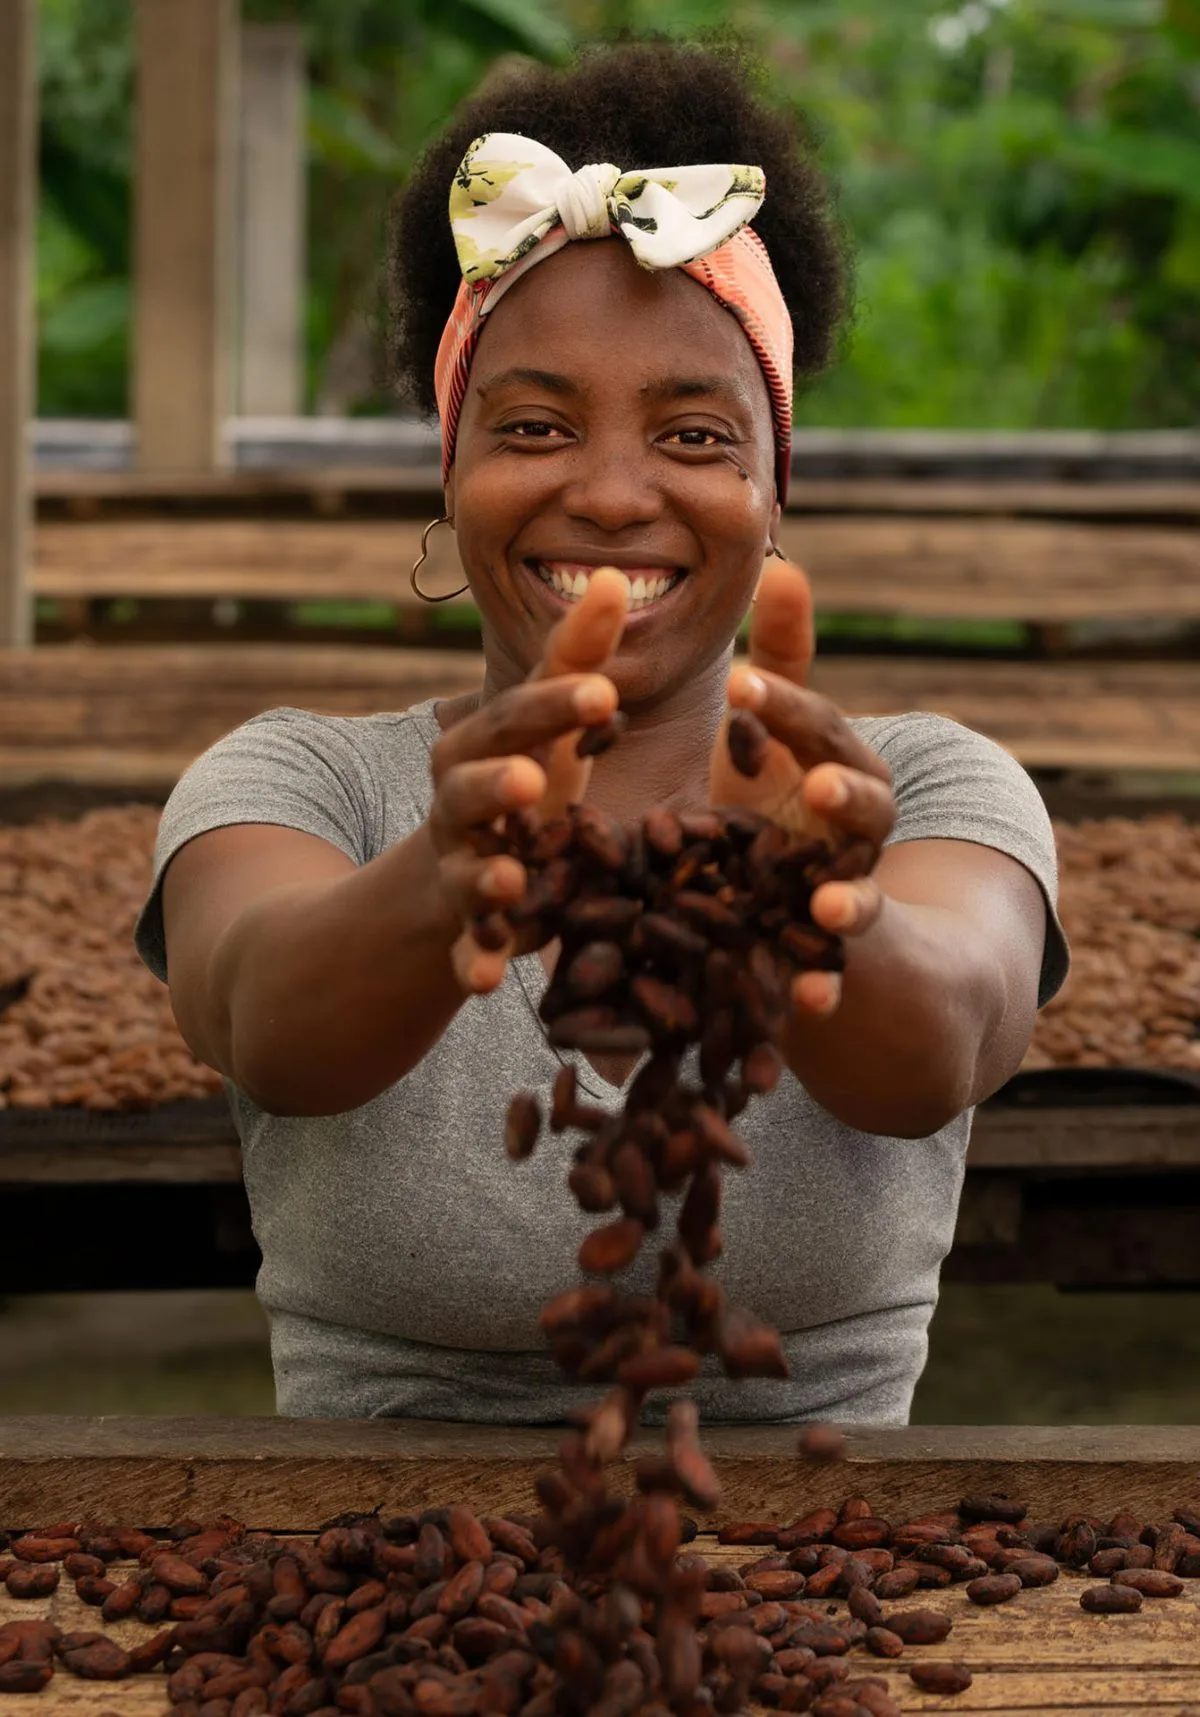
[
  {"xmin": 0, "ymin": 645, "xmax": 1195, "ymax": 785},
  {"xmin": 33, "ymin": 512, "xmax": 1200, "ymax": 621},
  {"xmin": 2, "ymin": 1104, "xmax": 1196, "ymax": 1187},
  {"xmin": 133, "ymin": 0, "xmax": 237, "ymax": 472},
  {"xmin": 2, "ymin": 1422, "xmax": 1199, "ymax": 1529},
  {"xmin": 31, "ymin": 465, "xmax": 1200, "ymax": 518},
  {"xmin": 2, "ymin": 1539, "xmax": 1198, "ymax": 1715},
  {"xmin": 967, "ymin": 1105, "xmax": 1200, "ymax": 1170},
  {"xmin": 0, "ymin": 0, "xmax": 35, "ymax": 649}
]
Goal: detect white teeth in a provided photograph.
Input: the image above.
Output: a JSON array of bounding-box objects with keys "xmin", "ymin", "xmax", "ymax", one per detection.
[{"xmin": 534, "ymin": 563, "xmax": 680, "ymax": 607}]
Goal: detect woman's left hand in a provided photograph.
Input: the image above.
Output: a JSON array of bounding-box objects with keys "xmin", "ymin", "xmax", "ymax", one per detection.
[{"xmin": 707, "ymin": 555, "xmax": 897, "ymax": 1017}]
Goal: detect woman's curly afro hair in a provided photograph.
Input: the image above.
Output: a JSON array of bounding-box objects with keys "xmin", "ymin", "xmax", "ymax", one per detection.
[{"xmin": 388, "ymin": 37, "xmax": 849, "ymax": 415}]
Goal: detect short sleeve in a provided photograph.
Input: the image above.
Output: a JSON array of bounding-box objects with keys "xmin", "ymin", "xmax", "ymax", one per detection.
[
  {"xmin": 134, "ymin": 707, "xmax": 378, "ymax": 982},
  {"xmin": 854, "ymin": 712, "xmax": 1070, "ymax": 1008}
]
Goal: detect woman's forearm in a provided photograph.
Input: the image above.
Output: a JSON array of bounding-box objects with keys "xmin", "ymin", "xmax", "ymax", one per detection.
[
  {"xmin": 780, "ymin": 896, "xmax": 1006, "ymax": 1137},
  {"xmin": 208, "ymin": 825, "xmax": 468, "ymax": 1116}
]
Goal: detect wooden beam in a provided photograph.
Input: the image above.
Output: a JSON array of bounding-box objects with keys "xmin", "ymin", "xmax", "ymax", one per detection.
[
  {"xmin": 31, "ymin": 468, "xmax": 1200, "ymax": 520},
  {"xmin": 32, "ymin": 512, "xmax": 1200, "ymax": 622},
  {"xmin": 237, "ymin": 23, "xmax": 306, "ymax": 417},
  {"xmin": 0, "ymin": 0, "xmax": 35, "ymax": 647},
  {"xmin": 134, "ymin": 0, "xmax": 238, "ymax": 472},
  {"xmin": 0, "ymin": 646, "xmax": 1194, "ymax": 783},
  {"xmin": 2, "ymin": 1419, "xmax": 1198, "ymax": 1529}
]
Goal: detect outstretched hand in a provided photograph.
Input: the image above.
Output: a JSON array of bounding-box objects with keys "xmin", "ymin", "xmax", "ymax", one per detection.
[
  {"xmin": 428, "ymin": 570, "xmax": 629, "ymax": 996},
  {"xmin": 708, "ymin": 557, "xmax": 897, "ymax": 1017}
]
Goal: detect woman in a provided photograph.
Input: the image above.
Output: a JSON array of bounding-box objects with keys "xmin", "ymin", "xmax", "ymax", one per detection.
[{"xmin": 136, "ymin": 41, "xmax": 1067, "ymax": 1424}]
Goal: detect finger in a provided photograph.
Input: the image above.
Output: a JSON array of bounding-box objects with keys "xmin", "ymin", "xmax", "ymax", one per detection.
[
  {"xmin": 729, "ymin": 668, "xmax": 891, "ymax": 783},
  {"xmin": 747, "ymin": 556, "xmax": 815, "ymax": 685},
  {"xmin": 791, "ymin": 970, "xmax": 842, "ymax": 1018},
  {"xmin": 451, "ymin": 927, "xmax": 510, "ymax": 996},
  {"xmin": 811, "ymin": 877, "xmax": 885, "ymax": 938},
  {"xmin": 430, "ymin": 756, "xmax": 546, "ymax": 846},
  {"xmin": 432, "ymin": 677, "xmax": 616, "ymax": 779},
  {"xmin": 804, "ymin": 764, "xmax": 896, "ymax": 848},
  {"xmin": 439, "ymin": 849, "xmax": 527, "ymax": 921},
  {"xmin": 534, "ymin": 567, "xmax": 630, "ymax": 679}
]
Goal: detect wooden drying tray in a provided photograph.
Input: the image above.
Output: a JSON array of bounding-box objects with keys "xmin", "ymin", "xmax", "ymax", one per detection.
[
  {"xmin": 1, "ymin": 645, "xmax": 1198, "ymax": 787},
  {"xmin": 32, "ymin": 508, "xmax": 1200, "ymax": 624},
  {"xmin": 2, "ymin": 1423, "xmax": 1199, "ymax": 1716}
]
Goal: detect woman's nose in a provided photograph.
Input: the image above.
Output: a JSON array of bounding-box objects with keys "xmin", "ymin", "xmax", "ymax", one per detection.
[{"xmin": 560, "ymin": 441, "xmax": 664, "ymax": 534}]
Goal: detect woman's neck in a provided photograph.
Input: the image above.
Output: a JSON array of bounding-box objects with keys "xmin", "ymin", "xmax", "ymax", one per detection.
[
  {"xmin": 462, "ymin": 647, "xmax": 732, "ymax": 824},
  {"xmin": 584, "ymin": 668, "xmax": 729, "ymax": 821}
]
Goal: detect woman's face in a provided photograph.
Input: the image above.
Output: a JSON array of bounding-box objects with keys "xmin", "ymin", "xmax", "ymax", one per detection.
[{"xmin": 447, "ymin": 240, "xmax": 782, "ymax": 711}]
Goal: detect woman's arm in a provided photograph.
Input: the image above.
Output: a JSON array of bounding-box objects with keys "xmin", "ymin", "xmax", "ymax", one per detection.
[
  {"xmin": 162, "ymin": 575, "xmax": 629, "ymax": 1118},
  {"xmin": 778, "ymin": 837, "xmax": 1046, "ymax": 1137},
  {"xmin": 163, "ymin": 820, "xmax": 465, "ymax": 1117}
]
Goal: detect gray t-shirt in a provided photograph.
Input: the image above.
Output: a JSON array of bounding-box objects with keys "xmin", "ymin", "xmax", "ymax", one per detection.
[{"xmin": 136, "ymin": 698, "xmax": 1068, "ymax": 1425}]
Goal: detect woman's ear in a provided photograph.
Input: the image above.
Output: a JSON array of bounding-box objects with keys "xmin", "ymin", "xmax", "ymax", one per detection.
[{"xmin": 767, "ymin": 496, "xmax": 783, "ymax": 557}]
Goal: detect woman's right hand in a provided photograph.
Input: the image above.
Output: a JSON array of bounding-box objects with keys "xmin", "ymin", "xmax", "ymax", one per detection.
[{"xmin": 428, "ymin": 569, "xmax": 629, "ymax": 995}]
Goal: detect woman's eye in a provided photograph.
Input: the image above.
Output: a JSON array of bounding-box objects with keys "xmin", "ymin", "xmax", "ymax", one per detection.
[
  {"xmin": 498, "ymin": 420, "xmax": 566, "ymax": 439},
  {"xmin": 667, "ymin": 428, "xmax": 732, "ymax": 448}
]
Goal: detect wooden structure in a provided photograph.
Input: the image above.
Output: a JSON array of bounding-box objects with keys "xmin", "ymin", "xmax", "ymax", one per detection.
[
  {"xmin": 134, "ymin": 0, "xmax": 239, "ymax": 472},
  {"xmin": 1, "ymin": 1082, "xmax": 1196, "ymax": 1294},
  {"xmin": 0, "ymin": 0, "xmax": 34, "ymax": 648},
  {"xmin": 237, "ymin": 24, "xmax": 306, "ymax": 417},
  {"xmin": 17, "ymin": 456, "xmax": 1200, "ymax": 786},
  {"xmin": 1, "ymin": 1423, "xmax": 1199, "ymax": 1714}
]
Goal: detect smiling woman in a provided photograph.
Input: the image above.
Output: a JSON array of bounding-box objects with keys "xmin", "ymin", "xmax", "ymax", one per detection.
[{"xmin": 135, "ymin": 40, "xmax": 1069, "ymax": 1427}]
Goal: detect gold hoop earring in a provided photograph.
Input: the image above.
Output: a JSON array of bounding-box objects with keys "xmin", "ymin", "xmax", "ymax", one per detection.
[{"xmin": 411, "ymin": 515, "xmax": 468, "ymax": 603}]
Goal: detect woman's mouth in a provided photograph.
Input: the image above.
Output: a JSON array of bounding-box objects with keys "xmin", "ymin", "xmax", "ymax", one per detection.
[{"xmin": 526, "ymin": 560, "xmax": 685, "ymax": 612}]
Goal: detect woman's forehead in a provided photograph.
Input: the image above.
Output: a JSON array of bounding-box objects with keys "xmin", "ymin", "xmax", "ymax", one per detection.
[{"xmin": 470, "ymin": 241, "xmax": 770, "ymax": 409}]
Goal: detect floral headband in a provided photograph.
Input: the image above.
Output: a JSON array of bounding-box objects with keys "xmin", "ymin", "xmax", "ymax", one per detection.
[{"xmin": 433, "ymin": 133, "xmax": 794, "ymax": 502}]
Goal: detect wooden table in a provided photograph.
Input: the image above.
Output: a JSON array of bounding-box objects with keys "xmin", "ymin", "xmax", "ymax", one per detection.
[
  {"xmin": 3, "ymin": 1088, "xmax": 1199, "ymax": 1292},
  {"xmin": 2, "ymin": 1422, "xmax": 1199, "ymax": 1714}
]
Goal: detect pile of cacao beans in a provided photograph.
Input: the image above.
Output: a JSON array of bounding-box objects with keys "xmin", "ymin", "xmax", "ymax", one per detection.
[
  {"xmin": 3, "ymin": 1490, "xmax": 1199, "ymax": 1712},
  {"xmin": 1027, "ymin": 812, "xmax": 1199, "ymax": 1073},
  {"xmin": 0, "ymin": 805, "xmax": 222, "ymax": 1109},
  {"xmin": 0, "ymin": 787, "xmax": 1194, "ymax": 1111}
]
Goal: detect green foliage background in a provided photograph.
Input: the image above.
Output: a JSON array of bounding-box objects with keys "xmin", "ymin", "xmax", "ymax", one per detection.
[{"xmin": 34, "ymin": 0, "xmax": 1200, "ymax": 427}]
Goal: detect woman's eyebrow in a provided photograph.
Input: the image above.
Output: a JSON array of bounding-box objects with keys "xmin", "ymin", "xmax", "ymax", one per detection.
[
  {"xmin": 474, "ymin": 367, "xmax": 578, "ymax": 397},
  {"xmin": 639, "ymin": 374, "xmax": 750, "ymax": 405}
]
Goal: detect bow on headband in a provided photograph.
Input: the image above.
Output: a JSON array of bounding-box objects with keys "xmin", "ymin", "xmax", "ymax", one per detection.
[
  {"xmin": 435, "ymin": 132, "xmax": 794, "ymax": 500},
  {"xmin": 449, "ymin": 132, "xmax": 766, "ymax": 302}
]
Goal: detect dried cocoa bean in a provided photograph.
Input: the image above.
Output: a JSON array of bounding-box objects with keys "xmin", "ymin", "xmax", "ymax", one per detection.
[
  {"xmin": 1081, "ymin": 1584, "xmax": 1143, "ymax": 1613},
  {"xmin": 885, "ymin": 1609, "xmax": 953, "ymax": 1645},
  {"xmin": 909, "ymin": 1661, "xmax": 973, "ymax": 1694},
  {"xmin": 0, "ymin": 1661, "xmax": 53, "ymax": 1692},
  {"xmin": 966, "ymin": 1572, "xmax": 1022, "ymax": 1606},
  {"xmin": 863, "ymin": 1627, "xmax": 904, "ymax": 1659},
  {"xmin": 959, "ymin": 1495, "xmax": 1027, "ymax": 1525},
  {"xmin": 1111, "ymin": 1568, "xmax": 1185, "ymax": 1597},
  {"xmin": 63, "ymin": 1639, "xmax": 131, "ymax": 1680},
  {"xmin": 797, "ymin": 1424, "xmax": 847, "ymax": 1464},
  {"xmin": 5, "ymin": 1562, "xmax": 59, "ymax": 1598},
  {"xmin": 10, "ymin": 1534, "xmax": 78, "ymax": 1562}
]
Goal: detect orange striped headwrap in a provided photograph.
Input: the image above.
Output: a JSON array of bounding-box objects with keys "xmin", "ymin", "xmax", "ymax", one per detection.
[{"xmin": 433, "ymin": 133, "xmax": 794, "ymax": 502}]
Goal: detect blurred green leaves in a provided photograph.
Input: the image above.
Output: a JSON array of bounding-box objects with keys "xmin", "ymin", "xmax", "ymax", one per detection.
[{"xmin": 33, "ymin": 0, "xmax": 1200, "ymax": 428}]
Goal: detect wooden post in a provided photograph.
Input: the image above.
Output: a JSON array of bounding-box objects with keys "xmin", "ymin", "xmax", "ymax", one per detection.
[
  {"xmin": 134, "ymin": 0, "xmax": 238, "ymax": 471},
  {"xmin": 0, "ymin": 0, "xmax": 35, "ymax": 646},
  {"xmin": 238, "ymin": 23, "xmax": 307, "ymax": 418}
]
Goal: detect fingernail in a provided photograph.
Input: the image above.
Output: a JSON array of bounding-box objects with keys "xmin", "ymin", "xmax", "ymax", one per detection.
[
  {"xmin": 574, "ymin": 678, "xmax": 611, "ymax": 719},
  {"xmin": 822, "ymin": 773, "xmax": 848, "ymax": 808},
  {"xmin": 815, "ymin": 974, "xmax": 842, "ymax": 1016},
  {"xmin": 478, "ymin": 865, "xmax": 504, "ymax": 899},
  {"xmin": 823, "ymin": 886, "xmax": 855, "ymax": 929},
  {"xmin": 734, "ymin": 670, "xmax": 768, "ymax": 708}
]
